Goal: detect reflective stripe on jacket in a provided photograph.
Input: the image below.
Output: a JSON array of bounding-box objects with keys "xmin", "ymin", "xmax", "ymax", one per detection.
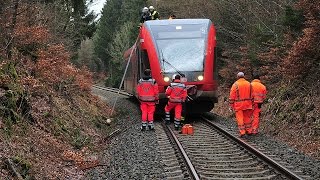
[
  {"xmin": 137, "ymin": 79, "xmax": 159, "ymax": 102},
  {"xmin": 165, "ymin": 80, "xmax": 187, "ymax": 103},
  {"xmin": 229, "ymin": 78, "xmax": 253, "ymax": 110},
  {"xmin": 151, "ymin": 11, "xmax": 159, "ymax": 20},
  {"xmin": 251, "ymin": 79, "xmax": 267, "ymax": 103}
]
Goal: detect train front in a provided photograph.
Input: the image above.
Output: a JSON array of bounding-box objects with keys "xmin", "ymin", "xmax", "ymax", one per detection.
[{"xmin": 143, "ymin": 19, "xmax": 218, "ymax": 113}]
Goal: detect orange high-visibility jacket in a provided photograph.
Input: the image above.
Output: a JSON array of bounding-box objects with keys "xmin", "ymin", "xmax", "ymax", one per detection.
[
  {"xmin": 165, "ymin": 80, "xmax": 187, "ymax": 103},
  {"xmin": 137, "ymin": 78, "xmax": 159, "ymax": 102},
  {"xmin": 251, "ymin": 79, "xmax": 267, "ymax": 103},
  {"xmin": 229, "ymin": 78, "xmax": 253, "ymax": 111}
]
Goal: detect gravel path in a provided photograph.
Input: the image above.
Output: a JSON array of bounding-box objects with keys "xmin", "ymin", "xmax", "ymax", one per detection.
[{"xmin": 87, "ymin": 88, "xmax": 320, "ymax": 179}]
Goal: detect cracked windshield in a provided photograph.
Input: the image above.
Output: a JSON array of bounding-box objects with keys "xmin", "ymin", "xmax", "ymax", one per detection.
[{"xmin": 150, "ymin": 24, "xmax": 208, "ymax": 72}]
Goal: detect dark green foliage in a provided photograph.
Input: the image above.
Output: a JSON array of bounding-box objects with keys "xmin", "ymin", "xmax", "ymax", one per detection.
[
  {"xmin": 82, "ymin": 12, "xmax": 97, "ymax": 38},
  {"xmin": 253, "ymin": 24, "xmax": 275, "ymax": 45},
  {"xmin": 11, "ymin": 156, "xmax": 33, "ymax": 179},
  {"xmin": 283, "ymin": 6, "xmax": 304, "ymax": 32},
  {"xmin": 77, "ymin": 38, "xmax": 104, "ymax": 72},
  {"xmin": 71, "ymin": 128, "xmax": 91, "ymax": 149},
  {"xmin": 72, "ymin": 0, "xmax": 86, "ymax": 16},
  {"xmin": 41, "ymin": 0, "xmax": 97, "ymax": 52},
  {"xmin": 93, "ymin": 0, "xmax": 145, "ymax": 87}
]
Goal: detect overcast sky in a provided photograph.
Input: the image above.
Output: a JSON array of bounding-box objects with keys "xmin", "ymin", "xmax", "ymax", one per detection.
[{"xmin": 86, "ymin": 0, "xmax": 107, "ymax": 20}]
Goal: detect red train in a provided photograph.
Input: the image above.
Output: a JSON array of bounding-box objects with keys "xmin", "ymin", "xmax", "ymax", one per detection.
[{"xmin": 123, "ymin": 19, "xmax": 218, "ymax": 113}]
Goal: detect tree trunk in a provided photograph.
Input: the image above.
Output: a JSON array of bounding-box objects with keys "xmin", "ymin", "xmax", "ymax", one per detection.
[{"xmin": 6, "ymin": 0, "xmax": 19, "ymax": 59}]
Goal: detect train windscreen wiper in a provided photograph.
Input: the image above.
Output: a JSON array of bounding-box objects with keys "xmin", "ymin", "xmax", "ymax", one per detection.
[{"xmin": 160, "ymin": 49, "xmax": 185, "ymax": 77}]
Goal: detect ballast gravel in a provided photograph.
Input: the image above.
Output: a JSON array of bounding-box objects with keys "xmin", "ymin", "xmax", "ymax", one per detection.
[
  {"xmin": 204, "ymin": 113, "xmax": 320, "ymax": 179},
  {"xmin": 86, "ymin": 88, "xmax": 166, "ymax": 179},
  {"xmin": 88, "ymin": 88, "xmax": 320, "ymax": 179}
]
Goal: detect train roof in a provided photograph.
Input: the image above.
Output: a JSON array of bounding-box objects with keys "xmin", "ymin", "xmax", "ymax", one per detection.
[{"xmin": 143, "ymin": 19, "xmax": 212, "ymax": 27}]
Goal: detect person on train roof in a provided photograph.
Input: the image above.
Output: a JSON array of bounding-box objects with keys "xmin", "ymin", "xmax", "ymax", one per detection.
[
  {"xmin": 149, "ymin": 6, "xmax": 160, "ymax": 20},
  {"xmin": 168, "ymin": 14, "xmax": 176, "ymax": 20},
  {"xmin": 140, "ymin": 7, "xmax": 151, "ymax": 25}
]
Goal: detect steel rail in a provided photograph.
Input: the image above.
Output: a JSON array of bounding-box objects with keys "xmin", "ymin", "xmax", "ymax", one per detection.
[
  {"xmin": 92, "ymin": 85, "xmax": 133, "ymax": 97},
  {"xmin": 201, "ymin": 115, "xmax": 304, "ymax": 180},
  {"xmin": 162, "ymin": 121, "xmax": 200, "ymax": 180}
]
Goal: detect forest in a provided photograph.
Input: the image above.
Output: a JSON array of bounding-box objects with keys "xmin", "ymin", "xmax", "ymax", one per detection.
[{"xmin": 0, "ymin": 0, "xmax": 319, "ymax": 178}]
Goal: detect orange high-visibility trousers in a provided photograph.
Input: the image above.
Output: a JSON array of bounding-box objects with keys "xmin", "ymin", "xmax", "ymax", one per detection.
[
  {"xmin": 252, "ymin": 103, "xmax": 261, "ymax": 134},
  {"xmin": 235, "ymin": 109, "xmax": 252, "ymax": 135},
  {"xmin": 140, "ymin": 102, "xmax": 156, "ymax": 122},
  {"xmin": 165, "ymin": 102, "xmax": 182, "ymax": 120}
]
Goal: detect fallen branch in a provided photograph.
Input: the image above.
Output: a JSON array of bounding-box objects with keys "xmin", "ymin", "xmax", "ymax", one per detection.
[
  {"xmin": 5, "ymin": 158, "xmax": 23, "ymax": 180},
  {"xmin": 106, "ymin": 129, "xmax": 121, "ymax": 139}
]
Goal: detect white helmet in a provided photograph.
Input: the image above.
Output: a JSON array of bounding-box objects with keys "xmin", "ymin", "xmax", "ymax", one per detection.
[
  {"xmin": 172, "ymin": 74, "xmax": 177, "ymax": 80},
  {"xmin": 172, "ymin": 74, "xmax": 181, "ymax": 81},
  {"xmin": 149, "ymin": 6, "xmax": 154, "ymax": 10},
  {"xmin": 142, "ymin": 7, "xmax": 148, "ymax": 13}
]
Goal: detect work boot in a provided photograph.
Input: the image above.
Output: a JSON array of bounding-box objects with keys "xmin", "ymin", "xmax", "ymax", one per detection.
[
  {"xmin": 165, "ymin": 112, "xmax": 170, "ymax": 124},
  {"xmin": 141, "ymin": 122, "xmax": 147, "ymax": 131},
  {"xmin": 180, "ymin": 116, "xmax": 185, "ymax": 126},
  {"xmin": 148, "ymin": 122, "xmax": 155, "ymax": 130},
  {"xmin": 174, "ymin": 125, "xmax": 180, "ymax": 131},
  {"xmin": 174, "ymin": 119, "xmax": 181, "ymax": 131}
]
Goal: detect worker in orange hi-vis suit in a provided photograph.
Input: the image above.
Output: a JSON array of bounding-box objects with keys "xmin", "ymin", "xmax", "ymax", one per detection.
[
  {"xmin": 165, "ymin": 74, "xmax": 187, "ymax": 130},
  {"xmin": 251, "ymin": 73, "xmax": 267, "ymax": 135},
  {"xmin": 137, "ymin": 69, "xmax": 159, "ymax": 131},
  {"xmin": 229, "ymin": 72, "xmax": 253, "ymax": 137}
]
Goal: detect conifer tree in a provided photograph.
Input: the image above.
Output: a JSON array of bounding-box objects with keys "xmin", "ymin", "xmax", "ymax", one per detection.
[{"xmin": 93, "ymin": 0, "xmax": 145, "ymax": 87}]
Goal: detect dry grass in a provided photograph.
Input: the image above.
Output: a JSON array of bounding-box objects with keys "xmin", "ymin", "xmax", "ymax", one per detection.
[{"xmin": 0, "ymin": 92, "xmax": 112, "ymax": 178}]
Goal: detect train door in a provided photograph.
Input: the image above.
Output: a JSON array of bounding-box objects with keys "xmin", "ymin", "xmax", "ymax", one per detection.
[{"xmin": 138, "ymin": 48, "xmax": 151, "ymax": 80}]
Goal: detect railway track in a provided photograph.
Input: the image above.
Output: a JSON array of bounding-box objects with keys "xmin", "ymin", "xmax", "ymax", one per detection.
[
  {"xmin": 92, "ymin": 85, "xmax": 133, "ymax": 97},
  {"xmin": 157, "ymin": 116, "xmax": 308, "ymax": 180},
  {"xmin": 93, "ymin": 85, "xmax": 310, "ymax": 179}
]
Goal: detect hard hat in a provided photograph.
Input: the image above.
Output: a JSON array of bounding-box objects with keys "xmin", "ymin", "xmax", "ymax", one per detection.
[
  {"xmin": 172, "ymin": 74, "xmax": 180, "ymax": 80},
  {"xmin": 149, "ymin": 6, "xmax": 154, "ymax": 10},
  {"xmin": 144, "ymin": 69, "xmax": 151, "ymax": 76},
  {"xmin": 237, "ymin": 72, "xmax": 245, "ymax": 78},
  {"xmin": 142, "ymin": 7, "xmax": 148, "ymax": 13},
  {"xmin": 172, "ymin": 74, "xmax": 177, "ymax": 80}
]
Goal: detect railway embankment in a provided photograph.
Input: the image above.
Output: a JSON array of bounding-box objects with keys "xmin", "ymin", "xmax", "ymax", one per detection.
[{"xmin": 0, "ymin": 87, "xmax": 112, "ymax": 179}]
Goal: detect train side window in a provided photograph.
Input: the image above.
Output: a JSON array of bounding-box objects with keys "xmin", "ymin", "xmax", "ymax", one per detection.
[
  {"xmin": 137, "ymin": 48, "xmax": 141, "ymax": 81},
  {"xmin": 140, "ymin": 49, "xmax": 151, "ymax": 78},
  {"xmin": 214, "ymin": 47, "xmax": 218, "ymax": 81}
]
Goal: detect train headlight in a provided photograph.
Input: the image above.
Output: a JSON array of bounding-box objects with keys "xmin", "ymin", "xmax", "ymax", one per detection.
[
  {"xmin": 197, "ymin": 75, "xmax": 204, "ymax": 81},
  {"xmin": 164, "ymin": 76, "xmax": 170, "ymax": 82}
]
